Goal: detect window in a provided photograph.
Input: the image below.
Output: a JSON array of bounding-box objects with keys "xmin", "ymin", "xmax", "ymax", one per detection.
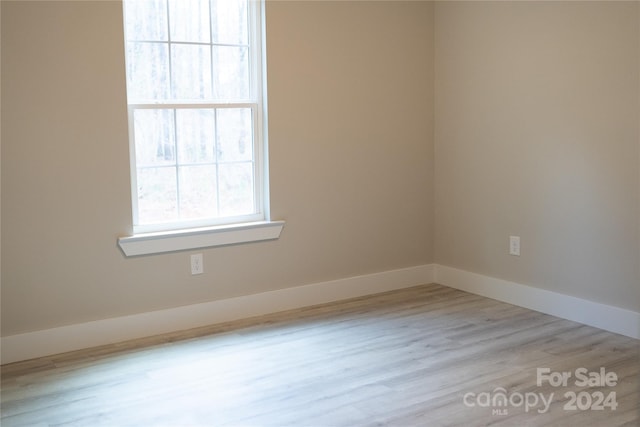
[
  {"xmin": 118, "ymin": 0, "xmax": 282, "ymax": 256},
  {"xmin": 123, "ymin": 0, "xmax": 267, "ymax": 234}
]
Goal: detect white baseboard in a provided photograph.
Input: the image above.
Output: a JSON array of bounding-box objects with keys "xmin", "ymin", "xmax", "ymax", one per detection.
[
  {"xmin": 435, "ymin": 264, "xmax": 640, "ymax": 340},
  {"xmin": 3, "ymin": 263, "xmax": 638, "ymax": 364},
  {"xmin": 0, "ymin": 264, "xmax": 436, "ymax": 364}
]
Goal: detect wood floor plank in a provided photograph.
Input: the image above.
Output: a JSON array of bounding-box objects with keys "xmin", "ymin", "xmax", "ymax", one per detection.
[{"xmin": 2, "ymin": 284, "xmax": 638, "ymax": 426}]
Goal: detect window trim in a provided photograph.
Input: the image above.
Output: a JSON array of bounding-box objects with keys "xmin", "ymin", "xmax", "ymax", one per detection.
[{"xmin": 118, "ymin": 220, "xmax": 284, "ymax": 257}]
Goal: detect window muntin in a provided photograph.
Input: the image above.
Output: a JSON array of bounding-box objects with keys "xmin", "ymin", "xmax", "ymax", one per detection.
[{"xmin": 123, "ymin": 0, "xmax": 265, "ymax": 234}]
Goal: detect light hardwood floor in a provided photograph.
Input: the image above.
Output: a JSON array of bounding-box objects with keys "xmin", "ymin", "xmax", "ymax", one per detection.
[{"xmin": 1, "ymin": 284, "xmax": 638, "ymax": 426}]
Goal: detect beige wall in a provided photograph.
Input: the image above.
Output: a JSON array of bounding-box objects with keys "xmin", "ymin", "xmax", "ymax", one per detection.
[
  {"xmin": 434, "ymin": 1, "xmax": 640, "ymax": 311},
  {"xmin": 2, "ymin": 0, "xmax": 638, "ymax": 338},
  {"xmin": 0, "ymin": 1, "xmax": 435, "ymax": 335}
]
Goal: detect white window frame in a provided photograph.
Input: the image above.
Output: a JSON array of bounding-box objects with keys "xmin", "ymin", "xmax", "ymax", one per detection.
[{"xmin": 118, "ymin": 0, "xmax": 283, "ymax": 256}]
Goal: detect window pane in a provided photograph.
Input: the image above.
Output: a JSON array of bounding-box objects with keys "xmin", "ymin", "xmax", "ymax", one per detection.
[
  {"xmin": 218, "ymin": 163, "xmax": 254, "ymax": 217},
  {"xmin": 168, "ymin": 0, "xmax": 210, "ymax": 43},
  {"xmin": 216, "ymin": 108, "xmax": 253, "ymax": 162},
  {"xmin": 171, "ymin": 44, "xmax": 212, "ymax": 100},
  {"xmin": 137, "ymin": 167, "xmax": 178, "ymax": 223},
  {"xmin": 127, "ymin": 42, "xmax": 170, "ymax": 100},
  {"xmin": 124, "ymin": 0, "xmax": 264, "ymax": 230},
  {"xmin": 211, "ymin": 0, "xmax": 248, "ymax": 45},
  {"xmin": 179, "ymin": 165, "xmax": 218, "ymax": 219},
  {"xmin": 124, "ymin": 0, "xmax": 168, "ymax": 41},
  {"xmin": 212, "ymin": 46, "xmax": 249, "ymax": 100},
  {"xmin": 176, "ymin": 109, "xmax": 216, "ymax": 164},
  {"xmin": 133, "ymin": 109, "xmax": 175, "ymax": 166}
]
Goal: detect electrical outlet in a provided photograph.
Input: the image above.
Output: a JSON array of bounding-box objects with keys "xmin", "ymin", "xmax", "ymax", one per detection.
[
  {"xmin": 190, "ymin": 253, "xmax": 204, "ymax": 275},
  {"xmin": 509, "ymin": 236, "xmax": 520, "ymax": 256}
]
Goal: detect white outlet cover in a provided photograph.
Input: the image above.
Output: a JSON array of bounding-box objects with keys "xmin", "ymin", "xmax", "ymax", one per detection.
[
  {"xmin": 191, "ymin": 253, "xmax": 204, "ymax": 275},
  {"xmin": 509, "ymin": 236, "xmax": 520, "ymax": 256}
]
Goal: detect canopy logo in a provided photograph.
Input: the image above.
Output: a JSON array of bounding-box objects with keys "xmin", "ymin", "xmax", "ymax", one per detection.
[
  {"xmin": 462, "ymin": 367, "xmax": 618, "ymax": 416},
  {"xmin": 463, "ymin": 388, "xmax": 553, "ymax": 415}
]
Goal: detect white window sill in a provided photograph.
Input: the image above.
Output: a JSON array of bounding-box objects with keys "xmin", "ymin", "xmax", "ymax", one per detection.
[{"xmin": 118, "ymin": 220, "xmax": 285, "ymax": 257}]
